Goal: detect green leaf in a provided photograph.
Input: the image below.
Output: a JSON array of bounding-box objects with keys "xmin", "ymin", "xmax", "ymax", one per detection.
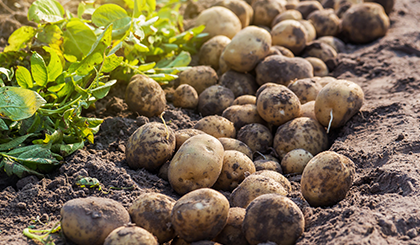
[
  {"xmin": 1, "ymin": 157, "xmax": 44, "ymax": 178},
  {"xmin": 0, "ymin": 68, "xmax": 13, "ymax": 81},
  {"xmin": 75, "ymin": 52, "xmax": 104, "ymax": 76},
  {"xmin": 77, "ymin": 1, "xmax": 96, "ymax": 19},
  {"xmin": 86, "ymin": 24, "xmax": 113, "ymax": 57},
  {"xmin": 62, "ymin": 19, "xmax": 97, "ymax": 60},
  {"xmin": 0, "ymin": 119, "xmax": 8, "ymax": 131},
  {"xmin": 0, "ymin": 134, "xmax": 34, "ymax": 151},
  {"xmin": 0, "ymin": 87, "xmax": 46, "ymax": 121},
  {"xmin": 102, "ymin": 54, "xmax": 123, "ymax": 73},
  {"xmin": 92, "ymin": 4, "xmax": 129, "ymax": 27},
  {"xmin": 30, "ymin": 53, "xmax": 48, "ymax": 87},
  {"xmin": 5, "ymin": 145, "xmax": 43, "ymax": 157},
  {"xmin": 15, "ymin": 66, "xmax": 33, "ymax": 89},
  {"xmin": 91, "ymin": 80, "xmax": 117, "ymax": 99},
  {"xmin": 59, "ymin": 141, "xmax": 84, "ymax": 156},
  {"xmin": 43, "ymin": 47, "xmax": 63, "ymax": 82},
  {"xmin": 148, "ymin": 73, "xmax": 177, "ymax": 82},
  {"xmin": 28, "ymin": 0, "xmax": 65, "ymax": 23},
  {"xmin": 157, "ymin": 51, "xmax": 190, "ymax": 68},
  {"xmin": 37, "ymin": 24, "xmax": 63, "ymax": 49},
  {"xmin": 4, "ymin": 26, "xmax": 36, "ymax": 52}
]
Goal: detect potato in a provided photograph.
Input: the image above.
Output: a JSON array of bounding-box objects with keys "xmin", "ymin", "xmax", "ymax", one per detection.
[
  {"xmin": 315, "ymin": 79, "xmax": 364, "ymax": 130},
  {"xmin": 128, "ymin": 193, "xmax": 176, "ymax": 243},
  {"xmin": 302, "ymin": 41, "xmax": 337, "ymax": 63},
  {"xmin": 171, "ymin": 188, "xmax": 229, "ymax": 242},
  {"xmin": 365, "ymin": 0, "xmax": 395, "ymax": 14},
  {"xmin": 301, "ymin": 151, "xmax": 355, "ymax": 206},
  {"xmin": 198, "ymin": 85, "xmax": 235, "ymax": 116},
  {"xmin": 318, "ymin": 76, "xmax": 336, "ymax": 87},
  {"xmin": 271, "ymin": 45, "xmax": 295, "ymax": 57},
  {"xmin": 175, "ymin": 128, "xmax": 206, "ymax": 150},
  {"xmin": 221, "ymin": 26, "xmax": 272, "ymax": 72},
  {"xmin": 158, "ymin": 161, "xmax": 170, "ymax": 181},
  {"xmin": 168, "ymin": 134, "xmax": 224, "ymax": 195},
  {"xmin": 251, "ymin": 170, "xmax": 292, "ymax": 192},
  {"xmin": 341, "ymin": 3, "xmax": 390, "ymax": 44},
  {"xmin": 104, "ymin": 224, "xmax": 158, "ymax": 245},
  {"xmin": 281, "ymin": 148, "xmax": 313, "ymax": 174},
  {"xmin": 199, "ymin": 35, "xmax": 231, "ymax": 70},
  {"xmin": 317, "ymin": 36, "xmax": 346, "ymax": 53},
  {"xmin": 214, "ymin": 207, "xmax": 248, "ymax": 245},
  {"xmin": 334, "ymin": 0, "xmax": 362, "ymax": 18},
  {"xmin": 242, "ymin": 194, "xmax": 304, "ymax": 245},
  {"xmin": 230, "ymin": 175, "xmax": 288, "ymax": 208},
  {"xmin": 253, "ymin": 159, "xmax": 282, "ymax": 173},
  {"xmin": 214, "ymin": 0, "xmax": 254, "ymax": 27},
  {"xmin": 287, "ymin": 77, "xmax": 323, "ymax": 104},
  {"xmin": 295, "ymin": 0, "xmax": 324, "ymax": 19},
  {"xmin": 305, "ymin": 57, "xmax": 329, "ymax": 76},
  {"xmin": 252, "ymin": 0, "xmax": 285, "ymax": 27},
  {"xmin": 232, "ymin": 95, "xmax": 256, "ymax": 105},
  {"xmin": 173, "ymin": 84, "xmax": 198, "ymax": 109},
  {"xmin": 271, "ymin": 20, "xmax": 307, "ymax": 55},
  {"xmin": 237, "ymin": 123, "xmax": 273, "ymax": 154},
  {"xmin": 298, "ymin": 19, "xmax": 317, "ymax": 43},
  {"xmin": 194, "ymin": 115, "xmax": 236, "ymax": 138},
  {"xmin": 271, "ymin": 9, "xmax": 302, "ymax": 27},
  {"xmin": 218, "ymin": 137, "xmax": 253, "ymax": 159},
  {"xmin": 222, "ymin": 104, "xmax": 265, "ymax": 130},
  {"xmin": 273, "ymin": 117, "xmax": 328, "ymax": 158},
  {"xmin": 125, "ymin": 75, "xmax": 166, "ymax": 117},
  {"xmin": 213, "ymin": 150, "xmax": 257, "ymax": 191},
  {"xmin": 307, "ymin": 9, "xmax": 341, "ymax": 37},
  {"xmin": 256, "ymin": 84, "xmax": 302, "ymax": 126},
  {"xmin": 255, "ymin": 82, "xmax": 279, "ymax": 98},
  {"xmin": 285, "ymin": 0, "xmax": 299, "ymax": 9},
  {"xmin": 61, "ymin": 197, "xmax": 130, "ymax": 245},
  {"xmin": 195, "ymin": 6, "xmax": 242, "ymax": 40},
  {"xmin": 126, "ymin": 122, "xmax": 176, "ymax": 171},
  {"xmin": 300, "ymin": 101, "xmax": 317, "ymax": 121},
  {"xmin": 218, "ymin": 52, "xmax": 230, "ymax": 75},
  {"xmin": 219, "ymin": 70, "xmax": 258, "ymax": 98},
  {"xmin": 179, "ymin": 66, "xmax": 218, "ymax": 94}
]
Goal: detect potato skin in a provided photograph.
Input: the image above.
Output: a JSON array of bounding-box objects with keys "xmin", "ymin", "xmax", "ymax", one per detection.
[
  {"xmin": 219, "ymin": 70, "xmax": 258, "ymax": 98},
  {"xmin": 214, "ymin": 207, "xmax": 249, "ymax": 245},
  {"xmin": 179, "ymin": 66, "xmax": 218, "ymax": 94},
  {"xmin": 222, "ymin": 104, "xmax": 265, "ymax": 130},
  {"xmin": 305, "ymin": 57, "xmax": 329, "ymax": 77},
  {"xmin": 251, "ymin": 170, "xmax": 292, "ymax": 192},
  {"xmin": 317, "ymin": 36, "xmax": 346, "ymax": 53},
  {"xmin": 302, "ymin": 41, "xmax": 337, "ymax": 63},
  {"xmin": 194, "ymin": 115, "xmax": 236, "ymax": 139},
  {"xmin": 287, "ymin": 77, "xmax": 323, "ymax": 104},
  {"xmin": 195, "ymin": 6, "xmax": 242, "ymax": 40},
  {"xmin": 252, "ymin": 0, "xmax": 285, "ymax": 27},
  {"xmin": 171, "ymin": 188, "xmax": 230, "ymax": 242},
  {"xmin": 271, "ymin": 9, "xmax": 303, "ymax": 27},
  {"xmin": 300, "ymin": 101, "xmax": 317, "ymax": 121},
  {"xmin": 175, "ymin": 128, "xmax": 205, "ymax": 150},
  {"xmin": 198, "ymin": 85, "xmax": 235, "ymax": 116},
  {"xmin": 104, "ymin": 225, "xmax": 158, "ymax": 245},
  {"xmin": 237, "ymin": 123, "xmax": 273, "ymax": 154},
  {"xmin": 199, "ymin": 35, "xmax": 231, "ymax": 70},
  {"xmin": 301, "ymin": 151, "xmax": 355, "ymax": 207},
  {"xmin": 365, "ymin": 0, "xmax": 395, "ymax": 14},
  {"xmin": 271, "ymin": 20, "xmax": 308, "ymax": 55},
  {"xmin": 295, "ymin": 0, "xmax": 324, "ymax": 19},
  {"xmin": 232, "ymin": 95, "xmax": 257, "ymax": 105},
  {"xmin": 307, "ymin": 9, "xmax": 341, "ymax": 37},
  {"xmin": 253, "ymin": 159, "xmax": 282, "ymax": 173},
  {"xmin": 281, "ymin": 148, "xmax": 314, "ymax": 174},
  {"xmin": 218, "ymin": 137, "xmax": 253, "ymax": 160},
  {"xmin": 214, "ymin": 0, "xmax": 254, "ymax": 28},
  {"xmin": 173, "ymin": 84, "xmax": 198, "ymax": 109},
  {"xmin": 61, "ymin": 197, "xmax": 130, "ymax": 245}
]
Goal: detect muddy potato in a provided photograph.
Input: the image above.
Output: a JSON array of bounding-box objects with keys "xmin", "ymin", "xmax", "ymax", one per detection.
[
  {"xmin": 219, "ymin": 70, "xmax": 258, "ymax": 98},
  {"xmin": 253, "ymin": 159, "xmax": 282, "ymax": 173},
  {"xmin": 126, "ymin": 122, "xmax": 176, "ymax": 171},
  {"xmin": 214, "ymin": 0, "xmax": 254, "ymax": 27},
  {"xmin": 255, "ymin": 82, "xmax": 279, "ymax": 98},
  {"xmin": 301, "ymin": 101, "xmax": 317, "ymax": 121},
  {"xmin": 251, "ymin": 170, "xmax": 292, "ymax": 192},
  {"xmin": 61, "ymin": 197, "xmax": 130, "ymax": 245},
  {"xmin": 194, "ymin": 115, "xmax": 236, "ymax": 138},
  {"xmin": 295, "ymin": 0, "xmax": 324, "ymax": 19},
  {"xmin": 242, "ymin": 194, "xmax": 305, "ymax": 245},
  {"xmin": 271, "ymin": 45, "xmax": 295, "ymax": 57},
  {"xmin": 128, "ymin": 193, "xmax": 176, "ymax": 243},
  {"xmin": 104, "ymin": 224, "xmax": 158, "ymax": 245},
  {"xmin": 175, "ymin": 128, "xmax": 206, "ymax": 150},
  {"xmin": 298, "ymin": 19, "xmax": 317, "ymax": 43},
  {"xmin": 199, "ymin": 35, "xmax": 231, "ymax": 70},
  {"xmin": 301, "ymin": 151, "xmax": 355, "ymax": 206},
  {"xmin": 365, "ymin": 0, "xmax": 395, "ymax": 14},
  {"xmin": 233, "ymin": 95, "xmax": 257, "ymax": 105},
  {"xmin": 252, "ymin": 0, "xmax": 285, "ymax": 27},
  {"xmin": 171, "ymin": 188, "xmax": 230, "ymax": 242},
  {"xmin": 281, "ymin": 148, "xmax": 314, "ymax": 174},
  {"xmin": 271, "ymin": 9, "xmax": 302, "ymax": 27},
  {"xmin": 302, "ymin": 41, "xmax": 337, "ymax": 63},
  {"xmin": 222, "ymin": 104, "xmax": 265, "ymax": 130},
  {"xmin": 271, "ymin": 20, "xmax": 307, "ymax": 55},
  {"xmin": 307, "ymin": 9, "xmax": 341, "ymax": 37},
  {"xmin": 341, "ymin": 3, "xmax": 390, "ymax": 44},
  {"xmin": 237, "ymin": 123, "xmax": 273, "ymax": 154},
  {"xmin": 287, "ymin": 77, "xmax": 323, "ymax": 104},
  {"xmin": 218, "ymin": 137, "xmax": 253, "ymax": 159},
  {"xmin": 273, "ymin": 117, "xmax": 328, "ymax": 158},
  {"xmin": 125, "ymin": 75, "xmax": 166, "ymax": 117},
  {"xmin": 195, "ymin": 6, "xmax": 242, "ymax": 40},
  {"xmin": 179, "ymin": 66, "xmax": 218, "ymax": 94},
  {"xmin": 198, "ymin": 85, "xmax": 235, "ymax": 116},
  {"xmin": 317, "ymin": 36, "xmax": 346, "ymax": 53},
  {"xmin": 214, "ymin": 207, "xmax": 248, "ymax": 245},
  {"xmin": 168, "ymin": 134, "xmax": 224, "ymax": 195},
  {"xmin": 173, "ymin": 84, "xmax": 198, "ymax": 109},
  {"xmin": 305, "ymin": 57, "xmax": 329, "ymax": 76}
]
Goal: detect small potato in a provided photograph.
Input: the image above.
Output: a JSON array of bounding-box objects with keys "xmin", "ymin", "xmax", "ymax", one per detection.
[
  {"xmin": 271, "ymin": 45, "xmax": 295, "ymax": 57},
  {"xmin": 295, "ymin": 0, "xmax": 324, "ymax": 19},
  {"xmin": 237, "ymin": 123, "xmax": 273, "ymax": 154},
  {"xmin": 233, "ymin": 95, "xmax": 257, "ymax": 105},
  {"xmin": 179, "ymin": 66, "xmax": 218, "ymax": 94},
  {"xmin": 126, "ymin": 122, "xmax": 176, "ymax": 171},
  {"xmin": 199, "ymin": 35, "xmax": 231, "ymax": 70},
  {"xmin": 365, "ymin": 0, "xmax": 395, "ymax": 14},
  {"xmin": 222, "ymin": 104, "xmax": 265, "ymax": 130},
  {"xmin": 195, "ymin": 6, "xmax": 242, "ymax": 40},
  {"xmin": 125, "ymin": 75, "xmax": 166, "ymax": 117},
  {"xmin": 168, "ymin": 134, "xmax": 224, "ymax": 195},
  {"xmin": 302, "ymin": 41, "xmax": 337, "ymax": 63},
  {"xmin": 251, "ymin": 170, "xmax": 292, "ymax": 192},
  {"xmin": 301, "ymin": 101, "xmax": 317, "ymax": 121},
  {"xmin": 301, "ymin": 151, "xmax": 355, "ymax": 206},
  {"xmin": 219, "ymin": 70, "xmax": 258, "ymax": 98},
  {"xmin": 252, "ymin": 0, "xmax": 285, "ymax": 27},
  {"xmin": 271, "ymin": 9, "xmax": 302, "ymax": 27},
  {"xmin": 214, "ymin": 0, "xmax": 254, "ymax": 27},
  {"xmin": 271, "ymin": 20, "xmax": 307, "ymax": 55},
  {"xmin": 273, "ymin": 117, "xmax": 328, "ymax": 158},
  {"xmin": 317, "ymin": 36, "xmax": 346, "ymax": 53},
  {"xmin": 305, "ymin": 57, "xmax": 329, "ymax": 77},
  {"xmin": 198, "ymin": 85, "xmax": 235, "ymax": 116},
  {"xmin": 171, "ymin": 188, "xmax": 229, "ymax": 242},
  {"xmin": 104, "ymin": 224, "xmax": 158, "ymax": 245},
  {"xmin": 298, "ymin": 20, "xmax": 317, "ymax": 43},
  {"xmin": 61, "ymin": 197, "xmax": 130, "ymax": 245},
  {"xmin": 281, "ymin": 148, "xmax": 314, "ymax": 174},
  {"xmin": 194, "ymin": 115, "xmax": 236, "ymax": 138},
  {"xmin": 242, "ymin": 194, "xmax": 305, "ymax": 245},
  {"xmin": 214, "ymin": 207, "xmax": 248, "ymax": 245},
  {"xmin": 173, "ymin": 84, "xmax": 198, "ymax": 109},
  {"xmin": 307, "ymin": 9, "xmax": 341, "ymax": 37},
  {"xmin": 287, "ymin": 77, "xmax": 323, "ymax": 104},
  {"xmin": 175, "ymin": 128, "xmax": 206, "ymax": 150},
  {"xmin": 128, "ymin": 193, "xmax": 176, "ymax": 243},
  {"xmin": 253, "ymin": 159, "xmax": 282, "ymax": 173},
  {"xmin": 218, "ymin": 137, "xmax": 253, "ymax": 160}
]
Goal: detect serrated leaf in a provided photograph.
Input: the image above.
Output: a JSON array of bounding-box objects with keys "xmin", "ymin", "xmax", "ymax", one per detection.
[
  {"xmin": 4, "ymin": 26, "xmax": 36, "ymax": 52},
  {"xmin": 30, "ymin": 52, "xmax": 48, "ymax": 87},
  {"xmin": 102, "ymin": 54, "xmax": 123, "ymax": 73},
  {"xmin": 43, "ymin": 47, "xmax": 63, "ymax": 82},
  {"xmin": 0, "ymin": 133, "xmax": 34, "ymax": 151},
  {"xmin": 91, "ymin": 79, "xmax": 117, "ymax": 99},
  {"xmin": 28, "ymin": 0, "xmax": 65, "ymax": 23},
  {"xmin": 15, "ymin": 66, "xmax": 33, "ymax": 89},
  {"xmin": 0, "ymin": 87, "xmax": 46, "ymax": 121},
  {"xmin": 63, "ymin": 19, "xmax": 97, "ymax": 60}
]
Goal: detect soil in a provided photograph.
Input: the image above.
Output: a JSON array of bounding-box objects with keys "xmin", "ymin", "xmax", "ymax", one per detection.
[{"xmin": 1, "ymin": 0, "xmax": 420, "ymax": 244}]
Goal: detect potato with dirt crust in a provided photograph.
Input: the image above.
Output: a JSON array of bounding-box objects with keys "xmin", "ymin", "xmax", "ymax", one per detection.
[
  {"xmin": 308, "ymin": 9, "xmax": 341, "ymax": 37},
  {"xmin": 104, "ymin": 224, "xmax": 158, "ymax": 245},
  {"xmin": 315, "ymin": 79, "xmax": 364, "ymax": 130},
  {"xmin": 252, "ymin": 0, "xmax": 285, "ymax": 27},
  {"xmin": 281, "ymin": 148, "xmax": 314, "ymax": 174},
  {"xmin": 253, "ymin": 159, "xmax": 282, "ymax": 173},
  {"xmin": 237, "ymin": 123, "xmax": 273, "ymax": 154},
  {"xmin": 214, "ymin": 207, "xmax": 248, "ymax": 245},
  {"xmin": 273, "ymin": 117, "xmax": 328, "ymax": 157},
  {"xmin": 271, "ymin": 45, "xmax": 295, "ymax": 57},
  {"xmin": 125, "ymin": 75, "xmax": 166, "ymax": 117},
  {"xmin": 341, "ymin": 3, "xmax": 390, "ymax": 44},
  {"xmin": 301, "ymin": 151, "xmax": 355, "ymax": 206},
  {"xmin": 218, "ymin": 137, "xmax": 253, "ymax": 160},
  {"xmin": 168, "ymin": 134, "xmax": 224, "ymax": 195},
  {"xmin": 222, "ymin": 104, "xmax": 265, "ymax": 130},
  {"xmin": 175, "ymin": 128, "xmax": 206, "ymax": 150},
  {"xmin": 61, "ymin": 197, "xmax": 130, "ymax": 245},
  {"xmin": 199, "ymin": 35, "xmax": 231, "ymax": 70},
  {"xmin": 198, "ymin": 85, "xmax": 235, "ymax": 116},
  {"xmin": 256, "ymin": 84, "xmax": 302, "ymax": 126},
  {"xmin": 128, "ymin": 193, "xmax": 176, "ymax": 243},
  {"xmin": 317, "ymin": 36, "xmax": 346, "ymax": 53},
  {"xmin": 179, "ymin": 66, "xmax": 218, "ymax": 94},
  {"xmin": 214, "ymin": 0, "xmax": 254, "ymax": 28},
  {"xmin": 126, "ymin": 122, "xmax": 176, "ymax": 171},
  {"xmin": 255, "ymin": 83, "xmax": 279, "ymax": 98},
  {"xmin": 298, "ymin": 19, "xmax": 317, "ymax": 43},
  {"xmin": 213, "ymin": 150, "xmax": 256, "ymax": 191},
  {"xmin": 173, "ymin": 84, "xmax": 198, "ymax": 109},
  {"xmin": 271, "ymin": 9, "xmax": 302, "ymax": 27},
  {"xmin": 221, "ymin": 26, "xmax": 272, "ymax": 72},
  {"xmin": 219, "ymin": 70, "xmax": 258, "ymax": 98},
  {"xmin": 251, "ymin": 170, "xmax": 292, "ymax": 192},
  {"xmin": 242, "ymin": 194, "xmax": 305, "ymax": 245},
  {"xmin": 287, "ymin": 77, "xmax": 323, "ymax": 104},
  {"xmin": 195, "ymin": 6, "xmax": 242, "ymax": 40},
  {"xmin": 301, "ymin": 101, "xmax": 317, "ymax": 121},
  {"xmin": 171, "ymin": 188, "xmax": 229, "ymax": 242},
  {"xmin": 271, "ymin": 20, "xmax": 308, "ymax": 55},
  {"xmin": 233, "ymin": 95, "xmax": 257, "ymax": 105},
  {"xmin": 295, "ymin": 0, "xmax": 324, "ymax": 19},
  {"xmin": 302, "ymin": 41, "xmax": 337, "ymax": 63},
  {"xmin": 194, "ymin": 115, "xmax": 236, "ymax": 138},
  {"xmin": 305, "ymin": 57, "xmax": 329, "ymax": 77}
]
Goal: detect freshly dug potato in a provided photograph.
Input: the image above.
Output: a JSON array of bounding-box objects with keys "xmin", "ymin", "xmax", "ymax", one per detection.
[
  {"xmin": 126, "ymin": 122, "xmax": 176, "ymax": 171},
  {"xmin": 287, "ymin": 77, "xmax": 323, "ymax": 104},
  {"xmin": 301, "ymin": 101, "xmax": 317, "ymax": 121},
  {"xmin": 295, "ymin": 0, "xmax": 324, "ymax": 19},
  {"xmin": 252, "ymin": 0, "xmax": 285, "ymax": 27},
  {"xmin": 237, "ymin": 123, "xmax": 273, "ymax": 154},
  {"xmin": 271, "ymin": 20, "xmax": 308, "ymax": 55},
  {"xmin": 271, "ymin": 9, "xmax": 302, "ymax": 27},
  {"xmin": 242, "ymin": 194, "xmax": 305, "ymax": 245},
  {"xmin": 253, "ymin": 159, "xmax": 282, "ymax": 173},
  {"xmin": 307, "ymin": 9, "xmax": 341, "ymax": 37},
  {"xmin": 173, "ymin": 84, "xmax": 198, "ymax": 109},
  {"xmin": 222, "ymin": 104, "xmax": 265, "ymax": 130},
  {"xmin": 221, "ymin": 26, "xmax": 272, "ymax": 72},
  {"xmin": 104, "ymin": 224, "xmax": 158, "ymax": 245},
  {"xmin": 341, "ymin": 3, "xmax": 390, "ymax": 44},
  {"xmin": 198, "ymin": 85, "xmax": 235, "ymax": 116},
  {"xmin": 365, "ymin": 0, "xmax": 395, "ymax": 14},
  {"xmin": 318, "ymin": 76, "xmax": 336, "ymax": 87},
  {"xmin": 175, "ymin": 128, "xmax": 206, "ymax": 150},
  {"xmin": 125, "ymin": 75, "xmax": 166, "ymax": 117},
  {"xmin": 199, "ymin": 35, "xmax": 231, "ymax": 70},
  {"xmin": 194, "ymin": 115, "xmax": 236, "ymax": 138},
  {"xmin": 298, "ymin": 20, "xmax": 317, "ymax": 43},
  {"xmin": 302, "ymin": 41, "xmax": 337, "ymax": 63},
  {"xmin": 179, "ymin": 66, "xmax": 218, "ymax": 94},
  {"xmin": 317, "ymin": 36, "xmax": 346, "ymax": 53},
  {"xmin": 230, "ymin": 175, "xmax": 288, "ymax": 208},
  {"xmin": 168, "ymin": 134, "xmax": 224, "ymax": 195},
  {"xmin": 254, "ymin": 154, "xmax": 279, "ymax": 162},
  {"xmin": 128, "ymin": 193, "xmax": 176, "ymax": 243},
  {"xmin": 255, "ymin": 82, "xmax": 279, "ymax": 98},
  {"xmin": 219, "ymin": 70, "xmax": 258, "ymax": 98},
  {"xmin": 334, "ymin": 0, "xmax": 363, "ymax": 18},
  {"xmin": 218, "ymin": 137, "xmax": 253, "ymax": 159},
  {"xmin": 271, "ymin": 45, "xmax": 295, "ymax": 57},
  {"xmin": 273, "ymin": 117, "xmax": 328, "ymax": 158},
  {"xmin": 61, "ymin": 197, "xmax": 130, "ymax": 245},
  {"xmin": 305, "ymin": 57, "xmax": 329, "ymax": 76},
  {"xmin": 281, "ymin": 148, "xmax": 313, "ymax": 174},
  {"xmin": 214, "ymin": 0, "xmax": 254, "ymax": 27},
  {"xmin": 195, "ymin": 6, "xmax": 242, "ymax": 40},
  {"xmin": 256, "ymin": 84, "xmax": 302, "ymax": 126},
  {"xmin": 158, "ymin": 161, "xmax": 170, "ymax": 181},
  {"xmin": 214, "ymin": 207, "xmax": 248, "ymax": 245},
  {"xmin": 171, "ymin": 188, "xmax": 230, "ymax": 242},
  {"xmin": 233, "ymin": 95, "xmax": 257, "ymax": 105},
  {"xmin": 251, "ymin": 170, "xmax": 292, "ymax": 192},
  {"xmin": 301, "ymin": 151, "xmax": 355, "ymax": 206},
  {"xmin": 213, "ymin": 150, "xmax": 257, "ymax": 191}
]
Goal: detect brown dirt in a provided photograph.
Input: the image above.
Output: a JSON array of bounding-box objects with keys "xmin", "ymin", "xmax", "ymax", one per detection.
[{"xmin": 1, "ymin": 0, "xmax": 420, "ymax": 244}]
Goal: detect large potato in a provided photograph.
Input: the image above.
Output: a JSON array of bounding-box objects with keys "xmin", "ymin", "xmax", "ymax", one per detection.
[
  {"xmin": 198, "ymin": 85, "xmax": 235, "ymax": 116},
  {"xmin": 199, "ymin": 35, "xmax": 231, "ymax": 70},
  {"xmin": 104, "ymin": 224, "xmax": 158, "ymax": 245},
  {"xmin": 219, "ymin": 70, "xmax": 258, "ymax": 98},
  {"xmin": 173, "ymin": 84, "xmax": 198, "ymax": 109},
  {"xmin": 222, "ymin": 104, "xmax": 265, "ymax": 130},
  {"xmin": 126, "ymin": 122, "xmax": 176, "ymax": 171},
  {"xmin": 252, "ymin": 0, "xmax": 285, "ymax": 27},
  {"xmin": 287, "ymin": 77, "xmax": 323, "ymax": 104},
  {"xmin": 301, "ymin": 151, "xmax": 355, "ymax": 206},
  {"xmin": 237, "ymin": 123, "xmax": 273, "ymax": 154},
  {"xmin": 214, "ymin": 0, "xmax": 254, "ymax": 27},
  {"xmin": 171, "ymin": 188, "xmax": 229, "ymax": 242},
  {"xmin": 61, "ymin": 197, "xmax": 130, "ymax": 245},
  {"xmin": 271, "ymin": 20, "xmax": 308, "ymax": 55},
  {"xmin": 194, "ymin": 115, "xmax": 236, "ymax": 138},
  {"xmin": 179, "ymin": 66, "xmax": 218, "ymax": 94},
  {"xmin": 168, "ymin": 134, "xmax": 224, "ymax": 195},
  {"xmin": 280, "ymin": 148, "xmax": 314, "ymax": 174},
  {"xmin": 307, "ymin": 9, "xmax": 341, "ymax": 37},
  {"xmin": 214, "ymin": 207, "xmax": 248, "ymax": 245},
  {"xmin": 195, "ymin": 6, "xmax": 242, "ymax": 40}
]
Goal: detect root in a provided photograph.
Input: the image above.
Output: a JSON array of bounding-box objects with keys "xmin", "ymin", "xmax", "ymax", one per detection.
[
  {"xmin": 160, "ymin": 112, "xmax": 170, "ymax": 140},
  {"xmin": 327, "ymin": 109, "xmax": 333, "ymax": 134}
]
